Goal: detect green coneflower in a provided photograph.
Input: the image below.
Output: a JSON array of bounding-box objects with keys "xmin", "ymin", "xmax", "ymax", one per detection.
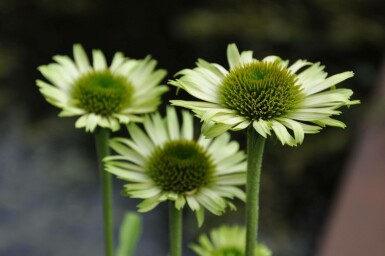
[
  {"xmin": 170, "ymin": 43, "xmax": 359, "ymax": 146},
  {"xmin": 37, "ymin": 44, "xmax": 168, "ymax": 132},
  {"xmin": 104, "ymin": 106, "xmax": 246, "ymax": 224},
  {"xmin": 104, "ymin": 106, "xmax": 247, "ymax": 256},
  {"xmin": 190, "ymin": 225, "xmax": 272, "ymax": 256}
]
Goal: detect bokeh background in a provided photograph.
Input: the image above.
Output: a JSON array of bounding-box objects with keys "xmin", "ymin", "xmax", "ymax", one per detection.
[{"xmin": 0, "ymin": 0, "xmax": 384, "ymax": 255}]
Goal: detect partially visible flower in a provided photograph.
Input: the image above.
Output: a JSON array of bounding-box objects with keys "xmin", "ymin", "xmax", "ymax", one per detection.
[
  {"xmin": 170, "ymin": 43, "xmax": 359, "ymax": 146},
  {"xmin": 190, "ymin": 225, "xmax": 272, "ymax": 256},
  {"xmin": 37, "ymin": 44, "xmax": 168, "ymax": 132},
  {"xmin": 104, "ymin": 107, "xmax": 246, "ymax": 225}
]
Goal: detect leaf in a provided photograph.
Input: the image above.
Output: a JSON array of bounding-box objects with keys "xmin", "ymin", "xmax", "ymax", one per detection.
[{"xmin": 116, "ymin": 212, "xmax": 142, "ymax": 256}]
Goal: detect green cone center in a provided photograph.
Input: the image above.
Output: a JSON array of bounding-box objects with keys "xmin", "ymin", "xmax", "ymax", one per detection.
[
  {"xmin": 146, "ymin": 139, "xmax": 215, "ymax": 194},
  {"xmin": 219, "ymin": 61, "xmax": 302, "ymax": 120},
  {"xmin": 71, "ymin": 70, "xmax": 133, "ymax": 116},
  {"xmin": 212, "ymin": 247, "xmax": 243, "ymax": 256}
]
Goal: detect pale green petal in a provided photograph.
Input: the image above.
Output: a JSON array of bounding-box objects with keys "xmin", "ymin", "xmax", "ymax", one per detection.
[
  {"xmin": 276, "ymin": 118, "xmax": 305, "ymax": 144},
  {"xmin": 58, "ymin": 107, "xmax": 86, "ymax": 116},
  {"xmin": 297, "ymin": 62, "xmax": 326, "ymax": 85},
  {"xmin": 216, "ymin": 173, "xmax": 246, "ymax": 185},
  {"xmin": 92, "ymin": 49, "xmax": 107, "ymax": 71},
  {"xmin": 166, "ymin": 106, "xmax": 180, "ymax": 140},
  {"xmin": 136, "ymin": 69, "xmax": 167, "ymax": 93},
  {"xmin": 231, "ymin": 120, "xmax": 251, "ymax": 130},
  {"xmin": 227, "ymin": 43, "xmax": 241, "ymax": 69},
  {"xmin": 202, "ymin": 122, "xmax": 233, "ymax": 138},
  {"xmin": 36, "ymin": 80, "xmax": 68, "ymax": 105},
  {"xmin": 195, "ymin": 207, "xmax": 205, "ymax": 228},
  {"xmin": 105, "ymin": 160, "xmax": 144, "ymax": 172},
  {"xmin": 109, "ymin": 52, "xmax": 125, "ymax": 72},
  {"xmin": 252, "ymin": 119, "xmax": 271, "ymax": 138},
  {"xmin": 288, "ymin": 59, "xmax": 311, "ymax": 73},
  {"xmin": 73, "ymin": 44, "xmax": 91, "ymax": 73},
  {"xmin": 38, "ymin": 65, "xmax": 70, "ymax": 91},
  {"xmin": 105, "ymin": 165, "xmax": 148, "ymax": 182},
  {"xmin": 137, "ymin": 197, "xmax": 163, "ymax": 212},
  {"xmin": 305, "ymin": 71, "xmax": 354, "ymax": 95},
  {"xmin": 128, "ymin": 187, "xmax": 161, "ymax": 199},
  {"xmin": 186, "ymin": 196, "xmax": 200, "ymax": 211},
  {"xmin": 127, "ymin": 123, "xmax": 154, "ymax": 156},
  {"xmin": 169, "ymin": 77, "xmax": 218, "ymax": 103},
  {"xmin": 181, "ymin": 110, "xmax": 194, "ymax": 140},
  {"xmin": 108, "ymin": 139, "xmax": 146, "ymax": 166},
  {"xmin": 314, "ymin": 118, "xmax": 346, "ymax": 128},
  {"xmin": 213, "ymin": 186, "xmax": 246, "ymax": 201},
  {"xmin": 84, "ymin": 113, "xmax": 100, "ymax": 132},
  {"xmin": 170, "ymin": 100, "xmax": 220, "ymax": 110},
  {"xmin": 114, "ymin": 60, "xmax": 137, "ymax": 76},
  {"xmin": 143, "ymin": 112, "xmax": 168, "ymax": 145},
  {"xmin": 271, "ymin": 120, "xmax": 295, "ymax": 146},
  {"xmin": 175, "ymin": 195, "xmax": 186, "ymax": 209},
  {"xmin": 52, "ymin": 55, "xmax": 79, "ymax": 79},
  {"xmin": 196, "ymin": 58, "xmax": 227, "ymax": 79},
  {"xmin": 240, "ymin": 50, "xmax": 254, "ymax": 64},
  {"xmin": 262, "ymin": 55, "xmax": 282, "ymax": 63}
]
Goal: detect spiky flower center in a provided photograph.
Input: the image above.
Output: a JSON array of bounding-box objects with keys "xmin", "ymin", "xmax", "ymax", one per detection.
[
  {"xmin": 212, "ymin": 247, "xmax": 243, "ymax": 256},
  {"xmin": 71, "ymin": 70, "xmax": 133, "ymax": 116},
  {"xmin": 219, "ymin": 61, "xmax": 302, "ymax": 120},
  {"xmin": 146, "ymin": 139, "xmax": 215, "ymax": 194}
]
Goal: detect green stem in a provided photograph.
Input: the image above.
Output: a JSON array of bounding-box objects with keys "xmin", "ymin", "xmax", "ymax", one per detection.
[
  {"xmin": 169, "ymin": 202, "xmax": 183, "ymax": 256},
  {"xmin": 95, "ymin": 128, "xmax": 114, "ymax": 256},
  {"xmin": 245, "ymin": 127, "xmax": 266, "ymax": 256}
]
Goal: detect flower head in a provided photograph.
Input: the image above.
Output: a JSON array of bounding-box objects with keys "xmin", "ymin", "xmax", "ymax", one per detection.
[
  {"xmin": 190, "ymin": 225, "xmax": 272, "ymax": 256},
  {"xmin": 170, "ymin": 43, "xmax": 359, "ymax": 146},
  {"xmin": 104, "ymin": 107, "xmax": 246, "ymax": 225},
  {"xmin": 37, "ymin": 44, "xmax": 168, "ymax": 132}
]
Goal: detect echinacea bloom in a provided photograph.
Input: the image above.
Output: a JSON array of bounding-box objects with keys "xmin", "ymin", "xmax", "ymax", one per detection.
[
  {"xmin": 37, "ymin": 44, "xmax": 168, "ymax": 132},
  {"xmin": 170, "ymin": 43, "xmax": 359, "ymax": 146},
  {"xmin": 190, "ymin": 225, "xmax": 272, "ymax": 256},
  {"xmin": 104, "ymin": 107, "xmax": 246, "ymax": 225}
]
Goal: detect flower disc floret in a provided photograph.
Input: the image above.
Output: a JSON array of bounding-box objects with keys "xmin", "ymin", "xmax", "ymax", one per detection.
[
  {"xmin": 72, "ymin": 70, "xmax": 133, "ymax": 116},
  {"xmin": 147, "ymin": 139, "xmax": 215, "ymax": 194},
  {"xmin": 220, "ymin": 61, "xmax": 301, "ymax": 120}
]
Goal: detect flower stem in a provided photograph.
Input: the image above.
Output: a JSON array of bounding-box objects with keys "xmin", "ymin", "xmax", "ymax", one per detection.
[
  {"xmin": 95, "ymin": 128, "xmax": 114, "ymax": 256},
  {"xmin": 245, "ymin": 127, "xmax": 266, "ymax": 256},
  {"xmin": 169, "ymin": 202, "xmax": 183, "ymax": 256}
]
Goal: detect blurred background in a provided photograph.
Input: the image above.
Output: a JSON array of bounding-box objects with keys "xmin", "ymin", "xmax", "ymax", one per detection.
[{"xmin": 0, "ymin": 0, "xmax": 384, "ymax": 255}]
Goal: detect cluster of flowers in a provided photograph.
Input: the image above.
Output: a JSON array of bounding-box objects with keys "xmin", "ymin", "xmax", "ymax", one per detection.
[{"xmin": 37, "ymin": 43, "xmax": 358, "ymax": 255}]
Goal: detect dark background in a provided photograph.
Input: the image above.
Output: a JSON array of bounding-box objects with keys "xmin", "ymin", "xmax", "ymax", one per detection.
[{"xmin": 0, "ymin": 0, "xmax": 383, "ymax": 255}]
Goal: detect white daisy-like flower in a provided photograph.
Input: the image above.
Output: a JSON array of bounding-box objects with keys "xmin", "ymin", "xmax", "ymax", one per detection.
[
  {"xmin": 37, "ymin": 44, "xmax": 168, "ymax": 132},
  {"xmin": 170, "ymin": 43, "xmax": 359, "ymax": 146},
  {"xmin": 190, "ymin": 225, "xmax": 272, "ymax": 256},
  {"xmin": 104, "ymin": 107, "xmax": 246, "ymax": 225}
]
